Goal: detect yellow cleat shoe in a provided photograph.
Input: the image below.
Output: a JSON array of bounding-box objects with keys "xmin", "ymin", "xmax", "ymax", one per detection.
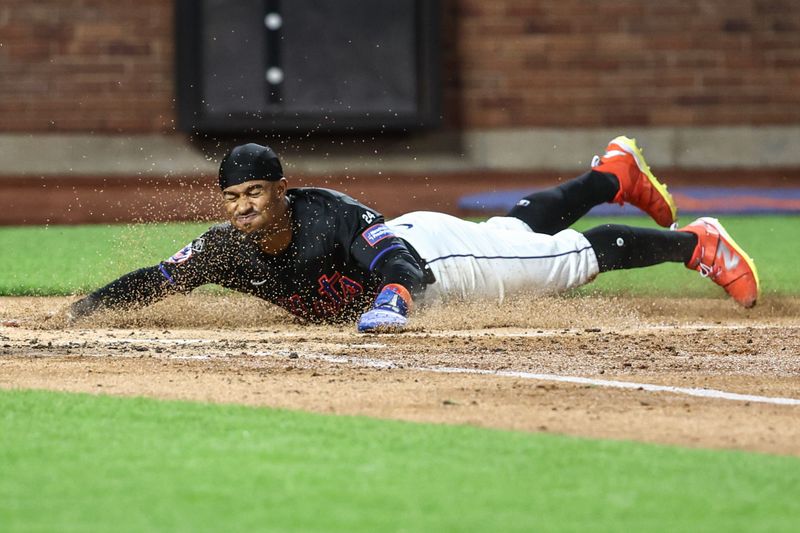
[
  {"xmin": 592, "ymin": 136, "xmax": 678, "ymax": 227},
  {"xmin": 678, "ymin": 217, "xmax": 760, "ymax": 308}
]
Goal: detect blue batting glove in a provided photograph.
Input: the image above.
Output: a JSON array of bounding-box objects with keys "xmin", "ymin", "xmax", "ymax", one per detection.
[{"xmin": 357, "ymin": 284, "xmax": 412, "ymax": 333}]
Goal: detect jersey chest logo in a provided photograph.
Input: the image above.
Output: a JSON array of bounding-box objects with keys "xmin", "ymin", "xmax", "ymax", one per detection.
[{"xmin": 276, "ymin": 272, "xmax": 364, "ymax": 319}]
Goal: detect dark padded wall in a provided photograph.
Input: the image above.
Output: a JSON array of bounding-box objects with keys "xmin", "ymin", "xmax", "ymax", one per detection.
[
  {"xmin": 195, "ymin": 0, "xmax": 420, "ymax": 126},
  {"xmin": 202, "ymin": 0, "xmax": 266, "ymax": 115},
  {"xmin": 281, "ymin": 0, "xmax": 416, "ymax": 114}
]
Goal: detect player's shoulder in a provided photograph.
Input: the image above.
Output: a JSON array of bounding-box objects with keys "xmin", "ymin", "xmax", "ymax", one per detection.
[
  {"xmin": 290, "ymin": 188, "xmax": 382, "ymax": 227},
  {"xmin": 290, "ymin": 187, "xmax": 375, "ymax": 212}
]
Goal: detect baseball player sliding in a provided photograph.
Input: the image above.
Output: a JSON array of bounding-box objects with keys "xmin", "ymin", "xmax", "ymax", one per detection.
[{"xmin": 69, "ymin": 137, "xmax": 759, "ymax": 332}]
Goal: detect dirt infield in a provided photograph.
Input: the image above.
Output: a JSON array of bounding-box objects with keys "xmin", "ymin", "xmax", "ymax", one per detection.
[{"xmin": 1, "ymin": 294, "xmax": 799, "ymax": 456}]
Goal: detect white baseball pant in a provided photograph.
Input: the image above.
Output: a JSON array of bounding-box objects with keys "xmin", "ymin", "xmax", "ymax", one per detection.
[{"xmin": 386, "ymin": 211, "xmax": 599, "ymax": 304}]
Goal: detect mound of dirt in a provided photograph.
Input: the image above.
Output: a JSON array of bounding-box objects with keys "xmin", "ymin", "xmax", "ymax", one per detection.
[{"xmin": 5, "ymin": 293, "xmax": 797, "ymax": 331}]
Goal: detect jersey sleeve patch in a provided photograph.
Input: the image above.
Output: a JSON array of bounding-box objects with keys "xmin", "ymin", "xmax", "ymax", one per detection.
[
  {"xmin": 362, "ymin": 224, "xmax": 395, "ymax": 247},
  {"xmin": 164, "ymin": 238, "xmax": 204, "ymax": 264}
]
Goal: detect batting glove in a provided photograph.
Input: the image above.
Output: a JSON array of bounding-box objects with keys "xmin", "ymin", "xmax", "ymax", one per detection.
[{"xmin": 357, "ymin": 284, "xmax": 412, "ymax": 333}]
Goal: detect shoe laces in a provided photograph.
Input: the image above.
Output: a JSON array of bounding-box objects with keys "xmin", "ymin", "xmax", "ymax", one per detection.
[
  {"xmin": 698, "ymin": 263, "xmax": 715, "ymax": 278},
  {"xmin": 692, "ymin": 241, "xmax": 720, "ymax": 279}
]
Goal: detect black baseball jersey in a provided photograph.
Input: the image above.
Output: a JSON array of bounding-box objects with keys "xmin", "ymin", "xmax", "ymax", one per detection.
[{"xmin": 78, "ymin": 188, "xmax": 426, "ymax": 323}]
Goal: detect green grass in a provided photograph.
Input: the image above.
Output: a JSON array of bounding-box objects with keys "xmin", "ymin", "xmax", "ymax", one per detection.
[
  {"xmin": 0, "ymin": 222, "xmax": 209, "ymax": 295},
  {"xmin": 0, "ymin": 215, "xmax": 797, "ymax": 296},
  {"xmin": 1, "ymin": 389, "xmax": 798, "ymax": 532}
]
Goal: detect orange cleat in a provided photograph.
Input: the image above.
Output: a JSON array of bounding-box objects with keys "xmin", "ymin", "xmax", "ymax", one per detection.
[
  {"xmin": 678, "ymin": 217, "xmax": 760, "ymax": 308},
  {"xmin": 592, "ymin": 136, "xmax": 678, "ymax": 227}
]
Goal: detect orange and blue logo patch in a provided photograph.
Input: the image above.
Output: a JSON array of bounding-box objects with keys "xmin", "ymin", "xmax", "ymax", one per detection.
[{"xmin": 165, "ymin": 243, "xmax": 193, "ymax": 264}]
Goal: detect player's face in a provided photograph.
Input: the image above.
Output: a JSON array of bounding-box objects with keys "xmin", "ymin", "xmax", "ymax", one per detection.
[{"xmin": 222, "ymin": 179, "xmax": 288, "ymax": 234}]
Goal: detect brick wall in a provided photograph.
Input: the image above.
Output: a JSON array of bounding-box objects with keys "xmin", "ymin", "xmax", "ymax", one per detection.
[
  {"xmin": 450, "ymin": 0, "xmax": 800, "ymax": 127},
  {"xmin": 1, "ymin": 0, "xmax": 798, "ymax": 132},
  {"xmin": 0, "ymin": 0, "xmax": 173, "ymax": 132}
]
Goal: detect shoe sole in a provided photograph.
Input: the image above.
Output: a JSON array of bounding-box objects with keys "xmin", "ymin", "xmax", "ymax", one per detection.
[
  {"xmin": 698, "ymin": 216, "xmax": 761, "ymax": 305},
  {"xmin": 611, "ymin": 136, "xmax": 678, "ymax": 226}
]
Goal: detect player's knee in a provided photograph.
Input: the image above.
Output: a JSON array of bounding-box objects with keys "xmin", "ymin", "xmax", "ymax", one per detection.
[
  {"xmin": 585, "ymin": 224, "xmax": 633, "ymax": 243},
  {"xmin": 584, "ymin": 225, "xmax": 638, "ymax": 272}
]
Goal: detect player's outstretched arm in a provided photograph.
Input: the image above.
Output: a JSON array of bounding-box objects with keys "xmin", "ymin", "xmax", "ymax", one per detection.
[
  {"xmin": 67, "ymin": 265, "xmax": 175, "ymax": 322},
  {"xmin": 352, "ymin": 237, "xmax": 425, "ymax": 333},
  {"xmin": 68, "ymin": 229, "xmax": 223, "ymax": 322},
  {"xmin": 345, "ymin": 207, "xmax": 427, "ymax": 332}
]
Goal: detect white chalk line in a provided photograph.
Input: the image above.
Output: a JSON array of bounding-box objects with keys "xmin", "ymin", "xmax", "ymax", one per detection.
[{"xmin": 250, "ymin": 351, "xmax": 800, "ymax": 407}]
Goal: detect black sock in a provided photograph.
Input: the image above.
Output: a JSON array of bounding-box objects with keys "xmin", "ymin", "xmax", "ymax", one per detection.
[
  {"xmin": 584, "ymin": 225, "xmax": 698, "ymax": 272},
  {"xmin": 507, "ymin": 170, "xmax": 619, "ymax": 235}
]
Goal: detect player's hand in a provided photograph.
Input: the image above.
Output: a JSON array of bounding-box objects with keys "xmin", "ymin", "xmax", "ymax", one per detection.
[{"xmin": 357, "ymin": 284, "xmax": 412, "ymax": 333}]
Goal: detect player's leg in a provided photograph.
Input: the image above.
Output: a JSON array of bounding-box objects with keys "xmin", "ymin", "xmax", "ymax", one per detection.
[
  {"xmin": 391, "ymin": 211, "xmax": 758, "ymax": 308},
  {"xmin": 506, "ymin": 170, "xmax": 618, "ymax": 235},
  {"xmin": 584, "ymin": 218, "xmax": 759, "ymax": 307},
  {"xmin": 508, "ymin": 136, "xmax": 678, "ymax": 235},
  {"xmin": 584, "ymin": 224, "xmax": 696, "ymax": 270}
]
